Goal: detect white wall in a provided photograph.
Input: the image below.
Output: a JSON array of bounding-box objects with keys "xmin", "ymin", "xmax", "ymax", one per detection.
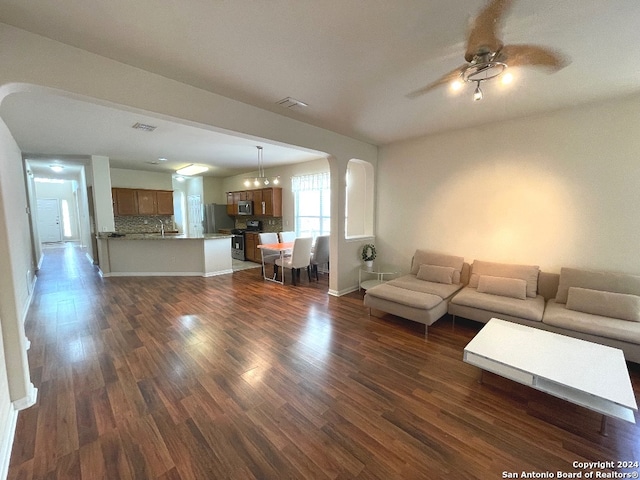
[
  {"xmin": 202, "ymin": 176, "xmax": 224, "ymax": 205},
  {"xmin": 346, "ymin": 160, "xmax": 374, "ymax": 238},
  {"xmin": 377, "ymin": 92, "xmax": 640, "ymax": 275},
  {"xmin": 90, "ymin": 156, "xmax": 115, "ymax": 233},
  {"xmin": 0, "ymin": 116, "xmax": 37, "ymax": 475},
  {"xmin": 110, "ymin": 168, "xmax": 173, "ymax": 190},
  {"xmin": 0, "ymin": 321, "xmax": 13, "ymax": 480}
]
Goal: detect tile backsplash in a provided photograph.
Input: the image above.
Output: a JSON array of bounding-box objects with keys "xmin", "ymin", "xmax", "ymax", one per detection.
[
  {"xmin": 115, "ymin": 215, "xmax": 176, "ymax": 233},
  {"xmin": 115, "ymin": 215, "xmax": 283, "ymax": 233},
  {"xmin": 234, "ymin": 216, "xmax": 283, "ymax": 233}
]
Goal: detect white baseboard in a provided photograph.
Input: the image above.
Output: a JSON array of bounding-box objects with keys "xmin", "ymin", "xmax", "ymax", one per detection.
[
  {"xmin": 102, "ymin": 271, "xmax": 204, "ymax": 277},
  {"xmin": 0, "ymin": 408, "xmax": 18, "ymax": 480},
  {"xmin": 329, "ymin": 285, "xmax": 359, "ymax": 297},
  {"xmin": 21, "ymin": 275, "xmax": 37, "ymax": 327},
  {"xmin": 203, "ymin": 269, "xmax": 233, "ymax": 277},
  {"xmin": 2, "ymin": 385, "xmax": 38, "ymax": 480},
  {"xmin": 12, "ymin": 383, "xmax": 38, "ymax": 412},
  {"xmin": 103, "ymin": 270, "xmax": 233, "ymax": 277}
]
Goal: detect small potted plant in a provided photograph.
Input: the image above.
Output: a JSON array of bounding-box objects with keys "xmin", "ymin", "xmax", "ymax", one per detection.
[{"xmin": 361, "ymin": 243, "xmax": 376, "ymax": 267}]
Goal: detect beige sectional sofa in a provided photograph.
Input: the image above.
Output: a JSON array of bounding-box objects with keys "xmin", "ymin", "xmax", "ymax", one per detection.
[
  {"xmin": 364, "ymin": 252, "xmax": 640, "ymax": 363},
  {"xmin": 540, "ymin": 267, "xmax": 640, "ymax": 363},
  {"xmin": 363, "ymin": 250, "xmax": 467, "ymax": 332},
  {"xmin": 448, "ymin": 260, "xmax": 548, "ymax": 324}
]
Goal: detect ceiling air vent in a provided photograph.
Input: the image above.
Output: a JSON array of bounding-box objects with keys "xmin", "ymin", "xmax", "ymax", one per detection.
[
  {"xmin": 132, "ymin": 122, "xmax": 157, "ymax": 132},
  {"xmin": 276, "ymin": 97, "xmax": 308, "ymax": 109}
]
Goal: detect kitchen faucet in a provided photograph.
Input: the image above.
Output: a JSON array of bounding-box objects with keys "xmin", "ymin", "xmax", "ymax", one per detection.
[{"xmin": 157, "ymin": 219, "xmax": 165, "ymax": 237}]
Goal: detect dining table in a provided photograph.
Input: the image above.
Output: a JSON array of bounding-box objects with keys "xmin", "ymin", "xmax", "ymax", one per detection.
[{"xmin": 257, "ymin": 241, "xmax": 294, "ymax": 284}]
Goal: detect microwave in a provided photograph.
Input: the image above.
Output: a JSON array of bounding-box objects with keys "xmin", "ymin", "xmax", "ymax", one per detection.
[{"xmin": 237, "ymin": 200, "xmax": 253, "ymax": 216}]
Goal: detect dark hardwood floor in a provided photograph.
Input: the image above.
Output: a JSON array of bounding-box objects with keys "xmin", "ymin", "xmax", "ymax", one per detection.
[{"xmin": 8, "ymin": 243, "xmax": 640, "ymax": 479}]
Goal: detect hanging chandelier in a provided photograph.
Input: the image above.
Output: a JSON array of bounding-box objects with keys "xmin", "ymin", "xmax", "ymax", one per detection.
[{"xmin": 244, "ymin": 146, "xmax": 280, "ymax": 187}]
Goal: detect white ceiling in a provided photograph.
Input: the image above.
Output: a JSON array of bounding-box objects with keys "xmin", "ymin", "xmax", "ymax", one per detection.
[
  {"xmin": 3, "ymin": 92, "xmax": 326, "ymax": 178},
  {"xmin": 1, "ymin": 0, "xmax": 640, "ymax": 177}
]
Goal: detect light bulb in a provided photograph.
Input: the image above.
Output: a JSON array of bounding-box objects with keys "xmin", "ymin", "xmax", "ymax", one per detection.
[
  {"xmin": 501, "ymin": 72, "xmax": 513, "ymax": 85},
  {"xmin": 264, "ymin": 178, "xmax": 269, "ymax": 185},
  {"xmin": 273, "ymin": 177, "xmax": 280, "ymax": 185},
  {"xmin": 244, "ymin": 179, "xmax": 251, "ymax": 187},
  {"xmin": 253, "ymin": 178, "xmax": 260, "ymax": 187},
  {"xmin": 451, "ymin": 80, "xmax": 463, "ymax": 91},
  {"xmin": 473, "ymin": 82, "xmax": 483, "ymax": 101}
]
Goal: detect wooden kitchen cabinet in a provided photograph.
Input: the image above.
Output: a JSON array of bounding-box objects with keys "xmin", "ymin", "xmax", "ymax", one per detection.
[
  {"xmin": 259, "ymin": 188, "xmax": 282, "ymax": 217},
  {"xmin": 112, "ymin": 188, "xmax": 174, "ymax": 216},
  {"xmin": 244, "ymin": 232, "xmax": 260, "ymax": 262},
  {"xmin": 233, "ymin": 191, "xmax": 247, "ymax": 204},
  {"xmin": 136, "ymin": 190, "xmax": 156, "ymax": 215},
  {"xmin": 246, "ymin": 189, "xmax": 263, "ymax": 207},
  {"xmin": 156, "ymin": 191, "xmax": 174, "ymax": 215},
  {"xmin": 225, "ymin": 187, "xmax": 282, "ymax": 217},
  {"xmin": 113, "ymin": 188, "xmax": 137, "ymax": 215},
  {"xmin": 226, "ymin": 192, "xmax": 235, "ymax": 215}
]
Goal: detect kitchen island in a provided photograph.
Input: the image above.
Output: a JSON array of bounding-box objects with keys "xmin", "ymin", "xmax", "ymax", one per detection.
[{"xmin": 96, "ymin": 233, "xmax": 233, "ymax": 277}]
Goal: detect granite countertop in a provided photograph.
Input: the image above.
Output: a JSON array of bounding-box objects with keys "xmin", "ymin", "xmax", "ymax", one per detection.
[{"xmin": 97, "ymin": 233, "xmax": 232, "ymax": 240}]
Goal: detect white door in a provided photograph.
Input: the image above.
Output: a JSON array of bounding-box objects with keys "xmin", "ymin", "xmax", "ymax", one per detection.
[
  {"xmin": 187, "ymin": 195, "xmax": 202, "ymax": 237},
  {"xmin": 37, "ymin": 198, "xmax": 62, "ymax": 243}
]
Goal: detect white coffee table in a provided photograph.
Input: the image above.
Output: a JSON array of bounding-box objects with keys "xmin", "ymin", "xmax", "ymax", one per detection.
[{"xmin": 463, "ymin": 318, "xmax": 638, "ymax": 435}]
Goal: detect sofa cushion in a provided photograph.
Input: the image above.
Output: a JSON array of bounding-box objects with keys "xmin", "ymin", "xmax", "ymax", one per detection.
[
  {"xmin": 387, "ymin": 274, "xmax": 463, "ymax": 299},
  {"xmin": 468, "ymin": 260, "xmax": 539, "ymax": 298},
  {"xmin": 544, "ymin": 299, "xmax": 640, "ymax": 345},
  {"xmin": 477, "ymin": 275, "xmax": 527, "ymax": 300},
  {"xmin": 416, "ymin": 264, "xmax": 454, "ymax": 284},
  {"xmin": 566, "ymin": 287, "xmax": 640, "ymax": 322},
  {"xmin": 555, "ymin": 267, "xmax": 640, "ymax": 304},
  {"xmin": 410, "ymin": 250, "xmax": 464, "ymax": 284},
  {"xmin": 449, "ymin": 287, "xmax": 545, "ymax": 322},
  {"xmin": 365, "ymin": 283, "xmax": 443, "ymax": 310}
]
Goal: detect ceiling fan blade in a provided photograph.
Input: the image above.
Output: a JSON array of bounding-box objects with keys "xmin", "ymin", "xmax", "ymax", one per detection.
[
  {"xmin": 406, "ymin": 66, "xmax": 467, "ymax": 98},
  {"xmin": 465, "ymin": 0, "xmax": 513, "ymax": 62},
  {"xmin": 498, "ymin": 44, "xmax": 569, "ymax": 70}
]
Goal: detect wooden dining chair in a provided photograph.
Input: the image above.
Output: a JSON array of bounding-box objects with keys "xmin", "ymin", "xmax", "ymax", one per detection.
[{"xmin": 275, "ymin": 237, "xmax": 313, "ymax": 285}]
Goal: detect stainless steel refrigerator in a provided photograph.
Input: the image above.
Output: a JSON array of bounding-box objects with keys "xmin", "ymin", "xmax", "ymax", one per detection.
[{"xmin": 202, "ymin": 204, "xmax": 235, "ymax": 233}]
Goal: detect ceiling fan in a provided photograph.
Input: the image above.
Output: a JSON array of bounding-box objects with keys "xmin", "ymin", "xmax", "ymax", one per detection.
[{"xmin": 408, "ymin": 0, "xmax": 568, "ymax": 101}]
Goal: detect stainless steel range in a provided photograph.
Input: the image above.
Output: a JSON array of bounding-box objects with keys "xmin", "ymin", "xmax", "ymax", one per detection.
[{"xmin": 230, "ymin": 220, "xmax": 262, "ymax": 260}]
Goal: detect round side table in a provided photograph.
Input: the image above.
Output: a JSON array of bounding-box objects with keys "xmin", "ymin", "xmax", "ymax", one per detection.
[{"xmin": 359, "ymin": 264, "xmax": 399, "ymax": 291}]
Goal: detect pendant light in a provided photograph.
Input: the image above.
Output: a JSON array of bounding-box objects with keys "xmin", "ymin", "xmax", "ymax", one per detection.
[{"xmin": 244, "ymin": 146, "xmax": 280, "ymax": 187}]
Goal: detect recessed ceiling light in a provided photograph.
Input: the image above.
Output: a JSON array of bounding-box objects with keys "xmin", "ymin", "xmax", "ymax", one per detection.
[
  {"xmin": 176, "ymin": 164, "xmax": 209, "ymax": 176},
  {"xmin": 158, "ymin": 157, "xmax": 168, "ymax": 162},
  {"xmin": 49, "ymin": 164, "xmax": 64, "ymax": 173},
  {"xmin": 132, "ymin": 122, "xmax": 157, "ymax": 132}
]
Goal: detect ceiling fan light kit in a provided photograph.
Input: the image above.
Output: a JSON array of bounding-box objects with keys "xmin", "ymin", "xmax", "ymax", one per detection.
[
  {"xmin": 408, "ymin": 0, "xmax": 568, "ymax": 102},
  {"xmin": 473, "ymin": 82, "xmax": 483, "ymax": 101}
]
